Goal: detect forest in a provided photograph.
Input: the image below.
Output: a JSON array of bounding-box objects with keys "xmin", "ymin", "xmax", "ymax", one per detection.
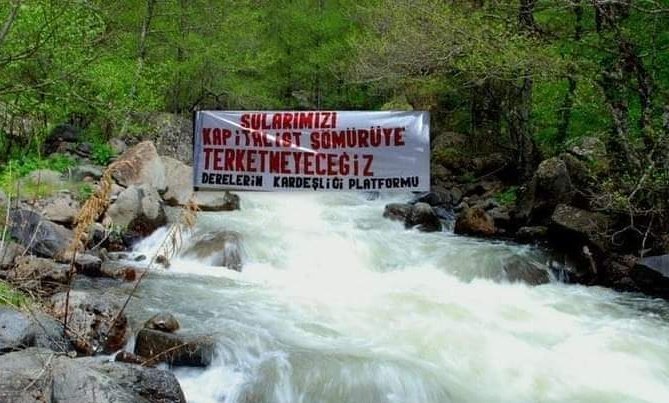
[{"xmin": 1, "ymin": 0, "xmax": 668, "ymax": 264}]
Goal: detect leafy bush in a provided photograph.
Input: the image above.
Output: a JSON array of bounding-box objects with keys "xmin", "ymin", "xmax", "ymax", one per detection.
[
  {"xmin": 0, "ymin": 281, "xmax": 30, "ymax": 308},
  {"xmin": 495, "ymin": 186, "xmax": 518, "ymax": 206},
  {"xmin": 91, "ymin": 142, "xmax": 115, "ymax": 166}
]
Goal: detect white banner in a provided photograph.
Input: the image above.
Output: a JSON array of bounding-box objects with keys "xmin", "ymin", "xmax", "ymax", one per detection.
[{"xmin": 193, "ymin": 111, "xmax": 430, "ymax": 192}]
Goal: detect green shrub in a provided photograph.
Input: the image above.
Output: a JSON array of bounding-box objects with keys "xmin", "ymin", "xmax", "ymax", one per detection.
[
  {"xmin": 0, "ymin": 281, "xmax": 30, "ymax": 308},
  {"xmin": 495, "ymin": 186, "xmax": 518, "ymax": 206},
  {"xmin": 91, "ymin": 142, "xmax": 115, "ymax": 166}
]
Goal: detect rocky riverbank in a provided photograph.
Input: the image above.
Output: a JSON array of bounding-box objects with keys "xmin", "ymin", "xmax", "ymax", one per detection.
[{"xmin": 1, "ymin": 125, "xmax": 668, "ymax": 401}]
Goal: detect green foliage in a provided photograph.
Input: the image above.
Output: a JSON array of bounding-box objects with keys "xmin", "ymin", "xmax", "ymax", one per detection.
[
  {"xmin": 0, "ymin": 281, "xmax": 30, "ymax": 308},
  {"xmin": 91, "ymin": 143, "xmax": 115, "ymax": 166},
  {"xmin": 78, "ymin": 183, "xmax": 94, "ymax": 201},
  {"xmin": 0, "ymin": 154, "xmax": 74, "ymax": 196},
  {"xmin": 495, "ymin": 187, "xmax": 519, "ymax": 206}
]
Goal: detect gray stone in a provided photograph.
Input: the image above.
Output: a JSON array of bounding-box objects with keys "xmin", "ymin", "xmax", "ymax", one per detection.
[
  {"xmin": 8, "ymin": 256, "xmax": 70, "ymax": 294},
  {"xmin": 141, "ymin": 112, "xmax": 193, "ymax": 163},
  {"xmin": 112, "ymin": 141, "xmax": 167, "ymax": 191},
  {"xmin": 108, "ymin": 137, "xmax": 127, "ymax": 155},
  {"xmin": 8, "ymin": 209, "xmax": 74, "ymax": 258},
  {"xmin": 0, "ymin": 348, "xmax": 186, "ymax": 403},
  {"xmin": 632, "ymin": 255, "xmax": 669, "ymax": 299},
  {"xmin": 26, "ymin": 169, "xmax": 62, "ymax": 186},
  {"xmin": 181, "ymin": 231, "xmax": 243, "ymax": 271},
  {"xmin": 72, "ymin": 164, "xmax": 104, "ymax": 181},
  {"xmin": 161, "ymin": 156, "xmax": 193, "ymax": 206},
  {"xmin": 134, "ymin": 328, "xmax": 215, "ymax": 367},
  {"xmin": 0, "ymin": 307, "xmax": 72, "ymax": 354},
  {"xmin": 0, "ymin": 189, "xmax": 7, "ymax": 206},
  {"xmin": 41, "ymin": 194, "xmax": 80, "ymax": 225},
  {"xmin": 0, "ymin": 241, "xmax": 24, "ymax": 269},
  {"xmin": 195, "ymin": 190, "xmax": 240, "ymax": 211},
  {"xmin": 503, "ymin": 257, "xmax": 550, "ymax": 285},
  {"xmin": 383, "ymin": 203, "xmax": 412, "ymax": 222},
  {"xmin": 550, "ymin": 204, "xmax": 610, "ymax": 251},
  {"xmin": 406, "ymin": 202, "xmax": 442, "ymax": 232},
  {"xmin": 106, "ymin": 184, "xmax": 167, "ymax": 236},
  {"xmin": 516, "ymin": 226, "xmax": 548, "ymax": 242},
  {"xmin": 144, "ymin": 312, "xmax": 180, "ymax": 333},
  {"xmin": 50, "ymin": 291, "xmax": 130, "ymax": 355}
]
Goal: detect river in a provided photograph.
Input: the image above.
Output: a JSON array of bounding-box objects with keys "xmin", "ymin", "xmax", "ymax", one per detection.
[{"xmin": 129, "ymin": 192, "xmax": 669, "ymax": 403}]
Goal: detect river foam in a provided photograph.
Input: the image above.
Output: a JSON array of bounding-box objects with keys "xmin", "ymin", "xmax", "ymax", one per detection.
[{"xmin": 131, "ymin": 192, "xmax": 669, "ymax": 403}]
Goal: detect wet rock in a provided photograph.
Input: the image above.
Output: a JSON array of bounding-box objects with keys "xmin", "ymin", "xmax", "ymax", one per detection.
[
  {"xmin": 529, "ymin": 157, "xmax": 573, "ymax": 221},
  {"xmin": 0, "ymin": 307, "xmax": 73, "ymax": 354},
  {"xmin": 0, "ymin": 241, "xmax": 24, "ymax": 269},
  {"xmin": 99, "ymin": 263, "xmax": 141, "ymax": 281},
  {"xmin": 631, "ymin": 255, "xmax": 669, "ymax": 299},
  {"xmin": 550, "ymin": 204, "xmax": 610, "ymax": 251},
  {"xmin": 516, "ymin": 226, "xmax": 548, "ymax": 243},
  {"xmin": 454, "ymin": 207, "xmax": 496, "ymax": 237},
  {"xmin": 106, "ymin": 184, "xmax": 167, "ymax": 236},
  {"xmin": 112, "ymin": 141, "xmax": 167, "ymax": 191},
  {"xmin": 448, "ymin": 187, "xmax": 463, "ymax": 205},
  {"xmin": 406, "ymin": 202, "xmax": 442, "ymax": 232},
  {"xmin": 8, "ymin": 208, "xmax": 74, "ymax": 258},
  {"xmin": 383, "ymin": 203, "xmax": 412, "ymax": 222},
  {"xmin": 8, "ymin": 256, "xmax": 69, "ymax": 294},
  {"xmin": 196, "ymin": 191, "xmax": 240, "ymax": 211},
  {"xmin": 71, "ymin": 253, "xmax": 103, "ymax": 275},
  {"xmin": 144, "ymin": 313, "xmax": 180, "ymax": 333},
  {"xmin": 182, "ymin": 231, "xmax": 243, "ymax": 271},
  {"xmin": 410, "ymin": 191, "xmax": 447, "ymax": 206},
  {"xmin": 41, "ymin": 194, "xmax": 80, "ymax": 226},
  {"xmin": 50, "ymin": 291, "xmax": 130, "ymax": 355},
  {"xmin": 162, "ymin": 156, "xmax": 193, "ymax": 206},
  {"xmin": 115, "ymin": 351, "xmax": 148, "ymax": 366},
  {"xmin": 502, "ymin": 258, "xmax": 550, "ymax": 285},
  {"xmin": 134, "ymin": 328, "xmax": 215, "ymax": 367},
  {"xmin": 0, "ymin": 348, "xmax": 187, "ymax": 403}
]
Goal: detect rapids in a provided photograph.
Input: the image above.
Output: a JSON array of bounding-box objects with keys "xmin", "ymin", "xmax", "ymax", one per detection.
[{"xmin": 129, "ymin": 192, "xmax": 669, "ymax": 403}]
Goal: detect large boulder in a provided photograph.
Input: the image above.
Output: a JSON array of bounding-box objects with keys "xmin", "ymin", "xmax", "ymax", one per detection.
[
  {"xmin": 0, "ymin": 241, "xmax": 24, "ymax": 269},
  {"xmin": 454, "ymin": 207, "xmax": 496, "ymax": 237},
  {"xmin": 106, "ymin": 184, "xmax": 167, "ymax": 236},
  {"xmin": 41, "ymin": 193, "xmax": 80, "ymax": 226},
  {"xmin": 383, "ymin": 203, "xmax": 412, "ymax": 222},
  {"xmin": 134, "ymin": 328, "xmax": 215, "ymax": 367},
  {"xmin": 502, "ymin": 257, "xmax": 550, "ymax": 285},
  {"xmin": 195, "ymin": 191, "xmax": 240, "ymax": 211},
  {"xmin": 550, "ymin": 204, "xmax": 610, "ymax": 252},
  {"xmin": 406, "ymin": 202, "xmax": 442, "ymax": 232},
  {"xmin": 50, "ymin": 291, "xmax": 130, "ymax": 355},
  {"xmin": 161, "ymin": 156, "xmax": 193, "ymax": 206},
  {"xmin": 7, "ymin": 256, "xmax": 70, "ymax": 294},
  {"xmin": 144, "ymin": 312, "xmax": 180, "ymax": 333},
  {"xmin": 0, "ymin": 348, "xmax": 186, "ymax": 403},
  {"xmin": 136, "ymin": 112, "xmax": 193, "ymax": 163},
  {"xmin": 631, "ymin": 255, "xmax": 669, "ymax": 299},
  {"xmin": 531, "ymin": 157, "xmax": 573, "ymax": 219},
  {"xmin": 181, "ymin": 231, "xmax": 243, "ymax": 271},
  {"xmin": 8, "ymin": 209, "xmax": 74, "ymax": 258},
  {"xmin": 71, "ymin": 164, "xmax": 104, "ymax": 182},
  {"xmin": 0, "ymin": 307, "xmax": 73, "ymax": 354},
  {"xmin": 112, "ymin": 141, "xmax": 167, "ymax": 191}
]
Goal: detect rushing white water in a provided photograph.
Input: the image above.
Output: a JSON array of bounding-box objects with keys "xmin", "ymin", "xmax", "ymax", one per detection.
[{"xmin": 131, "ymin": 192, "xmax": 669, "ymax": 403}]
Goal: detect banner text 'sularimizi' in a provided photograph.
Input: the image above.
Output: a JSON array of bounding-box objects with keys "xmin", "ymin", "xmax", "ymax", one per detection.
[{"xmin": 193, "ymin": 111, "xmax": 430, "ymax": 192}]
